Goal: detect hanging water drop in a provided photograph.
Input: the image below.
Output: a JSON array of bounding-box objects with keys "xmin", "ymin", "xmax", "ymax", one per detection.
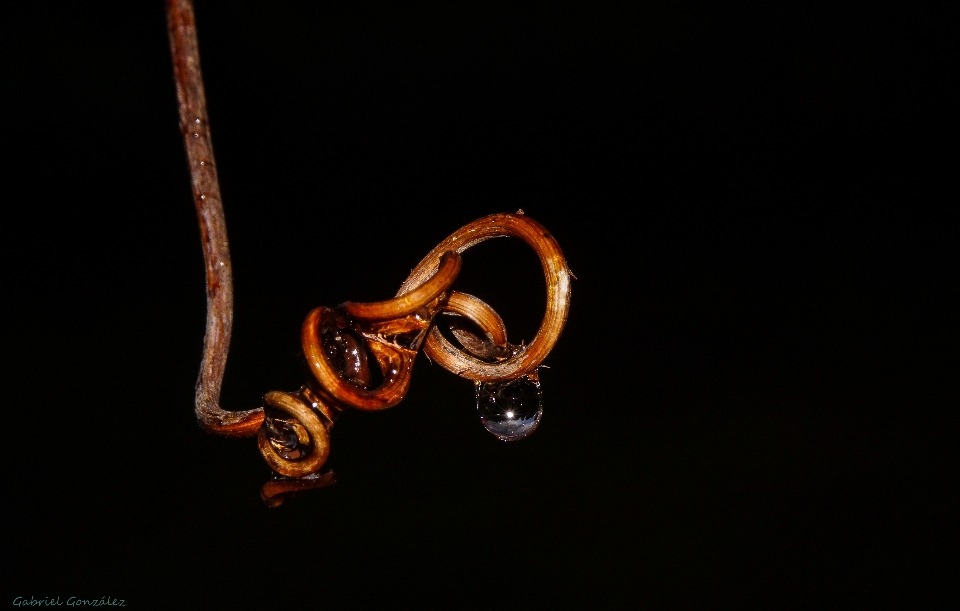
[{"xmin": 476, "ymin": 375, "xmax": 542, "ymax": 441}]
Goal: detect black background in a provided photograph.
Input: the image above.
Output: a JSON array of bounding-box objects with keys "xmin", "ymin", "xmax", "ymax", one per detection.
[{"xmin": 5, "ymin": 0, "xmax": 956, "ymax": 608}]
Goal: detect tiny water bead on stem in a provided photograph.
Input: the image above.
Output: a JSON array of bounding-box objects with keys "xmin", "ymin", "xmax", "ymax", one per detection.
[{"xmin": 167, "ymin": 0, "xmax": 573, "ymax": 505}]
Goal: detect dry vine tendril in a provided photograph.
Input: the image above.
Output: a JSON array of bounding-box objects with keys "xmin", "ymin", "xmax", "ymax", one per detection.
[{"xmin": 167, "ymin": 0, "xmax": 572, "ymax": 506}]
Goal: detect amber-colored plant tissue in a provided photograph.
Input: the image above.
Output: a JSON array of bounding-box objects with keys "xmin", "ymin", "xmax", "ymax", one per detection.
[{"xmin": 167, "ymin": 0, "xmax": 572, "ymax": 506}]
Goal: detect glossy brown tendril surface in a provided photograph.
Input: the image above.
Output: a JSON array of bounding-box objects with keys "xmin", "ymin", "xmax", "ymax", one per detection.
[
  {"xmin": 168, "ymin": 0, "xmax": 572, "ymax": 505},
  {"xmin": 401, "ymin": 213, "xmax": 573, "ymax": 381}
]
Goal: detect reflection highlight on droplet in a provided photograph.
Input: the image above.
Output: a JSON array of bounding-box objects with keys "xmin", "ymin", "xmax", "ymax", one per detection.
[{"xmin": 476, "ymin": 376, "xmax": 543, "ymax": 442}]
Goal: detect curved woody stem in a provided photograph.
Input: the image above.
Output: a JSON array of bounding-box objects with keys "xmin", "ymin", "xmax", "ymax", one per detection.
[{"xmin": 167, "ymin": 0, "xmax": 264, "ymax": 437}]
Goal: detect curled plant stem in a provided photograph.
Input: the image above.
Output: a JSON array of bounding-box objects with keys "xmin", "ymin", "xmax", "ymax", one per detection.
[
  {"xmin": 167, "ymin": 0, "xmax": 263, "ymax": 437},
  {"xmin": 342, "ymin": 251, "xmax": 462, "ymax": 321},
  {"xmin": 167, "ymin": 2, "xmax": 573, "ymax": 501},
  {"xmin": 399, "ymin": 212, "xmax": 573, "ymax": 381},
  {"xmin": 257, "ymin": 391, "xmax": 330, "ymax": 477}
]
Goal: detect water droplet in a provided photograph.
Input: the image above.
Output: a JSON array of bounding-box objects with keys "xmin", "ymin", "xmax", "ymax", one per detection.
[{"xmin": 476, "ymin": 376, "xmax": 542, "ymax": 441}]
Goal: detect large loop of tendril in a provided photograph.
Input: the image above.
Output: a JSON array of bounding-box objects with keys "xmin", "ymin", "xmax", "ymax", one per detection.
[{"xmin": 398, "ymin": 213, "xmax": 572, "ymax": 381}]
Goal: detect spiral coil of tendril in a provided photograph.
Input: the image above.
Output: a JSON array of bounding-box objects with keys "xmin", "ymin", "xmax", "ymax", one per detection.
[{"xmin": 248, "ymin": 213, "xmax": 571, "ymax": 505}]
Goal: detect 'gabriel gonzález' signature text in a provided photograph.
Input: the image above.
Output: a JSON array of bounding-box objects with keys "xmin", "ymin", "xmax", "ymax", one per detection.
[{"xmin": 12, "ymin": 597, "xmax": 125, "ymax": 607}]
